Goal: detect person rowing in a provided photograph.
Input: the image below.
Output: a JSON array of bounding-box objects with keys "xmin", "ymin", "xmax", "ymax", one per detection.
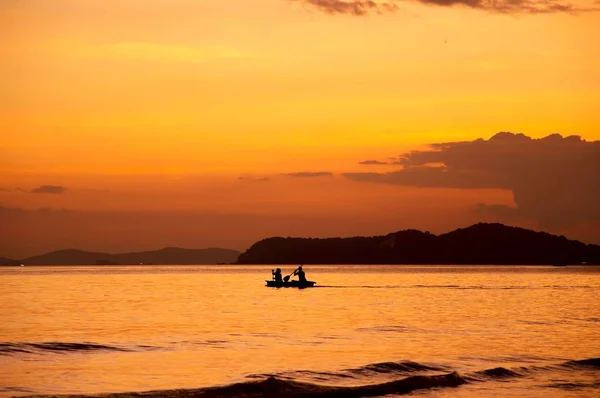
[
  {"xmin": 281, "ymin": 265, "xmax": 307, "ymax": 283},
  {"xmin": 293, "ymin": 265, "xmax": 307, "ymax": 283}
]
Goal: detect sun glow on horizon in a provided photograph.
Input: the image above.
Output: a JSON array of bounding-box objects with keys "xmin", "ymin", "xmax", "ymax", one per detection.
[{"xmin": 2, "ymin": 0, "xmax": 599, "ymax": 255}]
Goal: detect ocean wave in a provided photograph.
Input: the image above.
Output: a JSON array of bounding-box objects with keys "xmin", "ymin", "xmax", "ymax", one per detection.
[
  {"xmin": 20, "ymin": 357, "xmax": 600, "ymax": 397},
  {"xmin": 469, "ymin": 366, "xmax": 524, "ymax": 380},
  {"xmin": 54, "ymin": 373, "xmax": 466, "ymax": 398},
  {"xmin": 517, "ymin": 320, "xmax": 557, "ymax": 326},
  {"xmin": 0, "ymin": 386, "xmax": 34, "ymax": 394},
  {"xmin": 349, "ymin": 360, "xmax": 445, "ymax": 375},
  {"xmin": 545, "ymin": 381, "xmax": 600, "ymax": 390},
  {"xmin": 180, "ymin": 339, "xmax": 229, "ymax": 348},
  {"xmin": 281, "ymin": 370, "xmax": 357, "ymax": 383},
  {"xmin": 464, "ymin": 358, "xmax": 600, "ymax": 377},
  {"xmin": 0, "ymin": 342, "xmax": 158, "ymax": 355},
  {"xmin": 356, "ymin": 325, "xmax": 413, "ymax": 333},
  {"xmin": 247, "ymin": 360, "xmax": 446, "ymax": 384},
  {"xmin": 271, "ymin": 358, "xmax": 600, "ymax": 387},
  {"xmin": 562, "ymin": 357, "xmax": 600, "ymax": 369}
]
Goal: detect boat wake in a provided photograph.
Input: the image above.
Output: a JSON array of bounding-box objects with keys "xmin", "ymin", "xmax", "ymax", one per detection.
[{"xmin": 314, "ymin": 284, "xmax": 596, "ymax": 290}]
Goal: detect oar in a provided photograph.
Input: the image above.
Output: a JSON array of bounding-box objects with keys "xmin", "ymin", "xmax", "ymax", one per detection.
[{"xmin": 283, "ymin": 267, "xmax": 299, "ymax": 282}]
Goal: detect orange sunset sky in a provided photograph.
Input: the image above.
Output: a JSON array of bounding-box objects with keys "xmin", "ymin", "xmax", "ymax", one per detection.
[{"xmin": 1, "ymin": 0, "xmax": 599, "ymax": 258}]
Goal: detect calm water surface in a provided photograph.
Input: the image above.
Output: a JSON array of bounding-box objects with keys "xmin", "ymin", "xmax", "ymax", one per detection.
[{"xmin": 1, "ymin": 265, "xmax": 599, "ymax": 397}]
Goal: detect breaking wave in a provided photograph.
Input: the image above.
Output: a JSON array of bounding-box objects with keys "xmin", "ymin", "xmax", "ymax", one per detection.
[
  {"xmin": 43, "ymin": 372, "xmax": 466, "ymax": 398},
  {"xmin": 16, "ymin": 357, "xmax": 600, "ymax": 397}
]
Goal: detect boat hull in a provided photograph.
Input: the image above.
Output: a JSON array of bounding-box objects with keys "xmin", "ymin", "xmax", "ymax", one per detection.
[{"xmin": 265, "ymin": 280, "xmax": 316, "ymax": 288}]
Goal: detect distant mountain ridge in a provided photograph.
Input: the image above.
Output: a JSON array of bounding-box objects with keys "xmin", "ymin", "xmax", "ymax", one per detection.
[
  {"xmin": 4, "ymin": 223, "xmax": 600, "ymax": 266},
  {"xmin": 236, "ymin": 223, "xmax": 600, "ymax": 265},
  {"xmin": 0, "ymin": 257, "xmax": 21, "ymax": 266},
  {"xmin": 4, "ymin": 247, "xmax": 241, "ymax": 266}
]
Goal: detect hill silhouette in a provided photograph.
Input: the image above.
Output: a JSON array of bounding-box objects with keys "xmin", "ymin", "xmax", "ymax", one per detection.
[
  {"xmin": 236, "ymin": 223, "xmax": 600, "ymax": 265},
  {"xmin": 11, "ymin": 247, "xmax": 241, "ymax": 266},
  {"xmin": 1, "ymin": 257, "xmax": 21, "ymax": 266},
  {"xmin": 112, "ymin": 247, "xmax": 240, "ymax": 265}
]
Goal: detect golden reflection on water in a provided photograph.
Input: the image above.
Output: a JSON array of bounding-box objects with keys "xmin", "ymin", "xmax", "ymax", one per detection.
[{"xmin": 1, "ymin": 266, "xmax": 599, "ymax": 396}]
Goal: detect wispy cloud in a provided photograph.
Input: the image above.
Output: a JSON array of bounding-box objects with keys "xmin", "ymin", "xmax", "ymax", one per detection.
[
  {"xmin": 294, "ymin": 0, "xmax": 598, "ymax": 15},
  {"xmin": 359, "ymin": 160, "xmax": 390, "ymax": 165},
  {"xmin": 31, "ymin": 185, "xmax": 67, "ymax": 194},
  {"xmin": 282, "ymin": 172, "xmax": 333, "ymax": 178},
  {"xmin": 297, "ymin": 0, "xmax": 399, "ymax": 15}
]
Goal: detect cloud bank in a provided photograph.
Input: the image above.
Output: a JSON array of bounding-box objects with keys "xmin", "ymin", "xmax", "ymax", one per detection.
[
  {"xmin": 295, "ymin": 0, "xmax": 595, "ymax": 15},
  {"xmin": 344, "ymin": 132, "xmax": 600, "ymax": 229}
]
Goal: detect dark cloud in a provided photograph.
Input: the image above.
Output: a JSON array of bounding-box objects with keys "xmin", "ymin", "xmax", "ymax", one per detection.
[
  {"xmin": 282, "ymin": 172, "xmax": 333, "ymax": 178},
  {"xmin": 238, "ymin": 176, "xmax": 271, "ymax": 182},
  {"xmin": 294, "ymin": 0, "xmax": 596, "ymax": 14},
  {"xmin": 344, "ymin": 132, "xmax": 600, "ymax": 229},
  {"xmin": 31, "ymin": 185, "xmax": 67, "ymax": 194},
  {"xmin": 345, "ymin": 166, "xmax": 510, "ymax": 189},
  {"xmin": 359, "ymin": 160, "xmax": 390, "ymax": 165}
]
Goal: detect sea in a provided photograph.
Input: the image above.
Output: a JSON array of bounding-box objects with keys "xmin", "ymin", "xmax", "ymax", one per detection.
[{"xmin": 1, "ymin": 265, "xmax": 599, "ymax": 397}]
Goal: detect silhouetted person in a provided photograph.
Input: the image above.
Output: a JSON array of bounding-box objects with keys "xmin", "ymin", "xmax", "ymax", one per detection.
[
  {"xmin": 293, "ymin": 265, "xmax": 307, "ymax": 283},
  {"xmin": 272, "ymin": 268, "xmax": 283, "ymax": 283}
]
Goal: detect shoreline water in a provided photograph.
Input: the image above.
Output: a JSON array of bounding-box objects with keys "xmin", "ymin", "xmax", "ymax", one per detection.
[{"xmin": 3, "ymin": 265, "xmax": 599, "ymax": 397}]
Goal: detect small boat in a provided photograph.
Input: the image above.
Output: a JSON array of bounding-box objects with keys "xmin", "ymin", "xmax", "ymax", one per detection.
[{"xmin": 265, "ymin": 280, "xmax": 316, "ymax": 288}]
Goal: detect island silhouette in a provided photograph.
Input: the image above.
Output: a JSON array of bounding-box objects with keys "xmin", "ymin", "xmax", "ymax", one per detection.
[
  {"xmin": 2, "ymin": 223, "xmax": 599, "ymax": 266},
  {"xmin": 236, "ymin": 223, "xmax": 600, "ymax": 265}
]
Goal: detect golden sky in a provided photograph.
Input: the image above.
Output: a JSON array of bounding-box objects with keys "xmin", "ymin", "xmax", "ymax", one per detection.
[{"xmin": 1, "ymin": 0, "xmax": 599, "ymax": 256}]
